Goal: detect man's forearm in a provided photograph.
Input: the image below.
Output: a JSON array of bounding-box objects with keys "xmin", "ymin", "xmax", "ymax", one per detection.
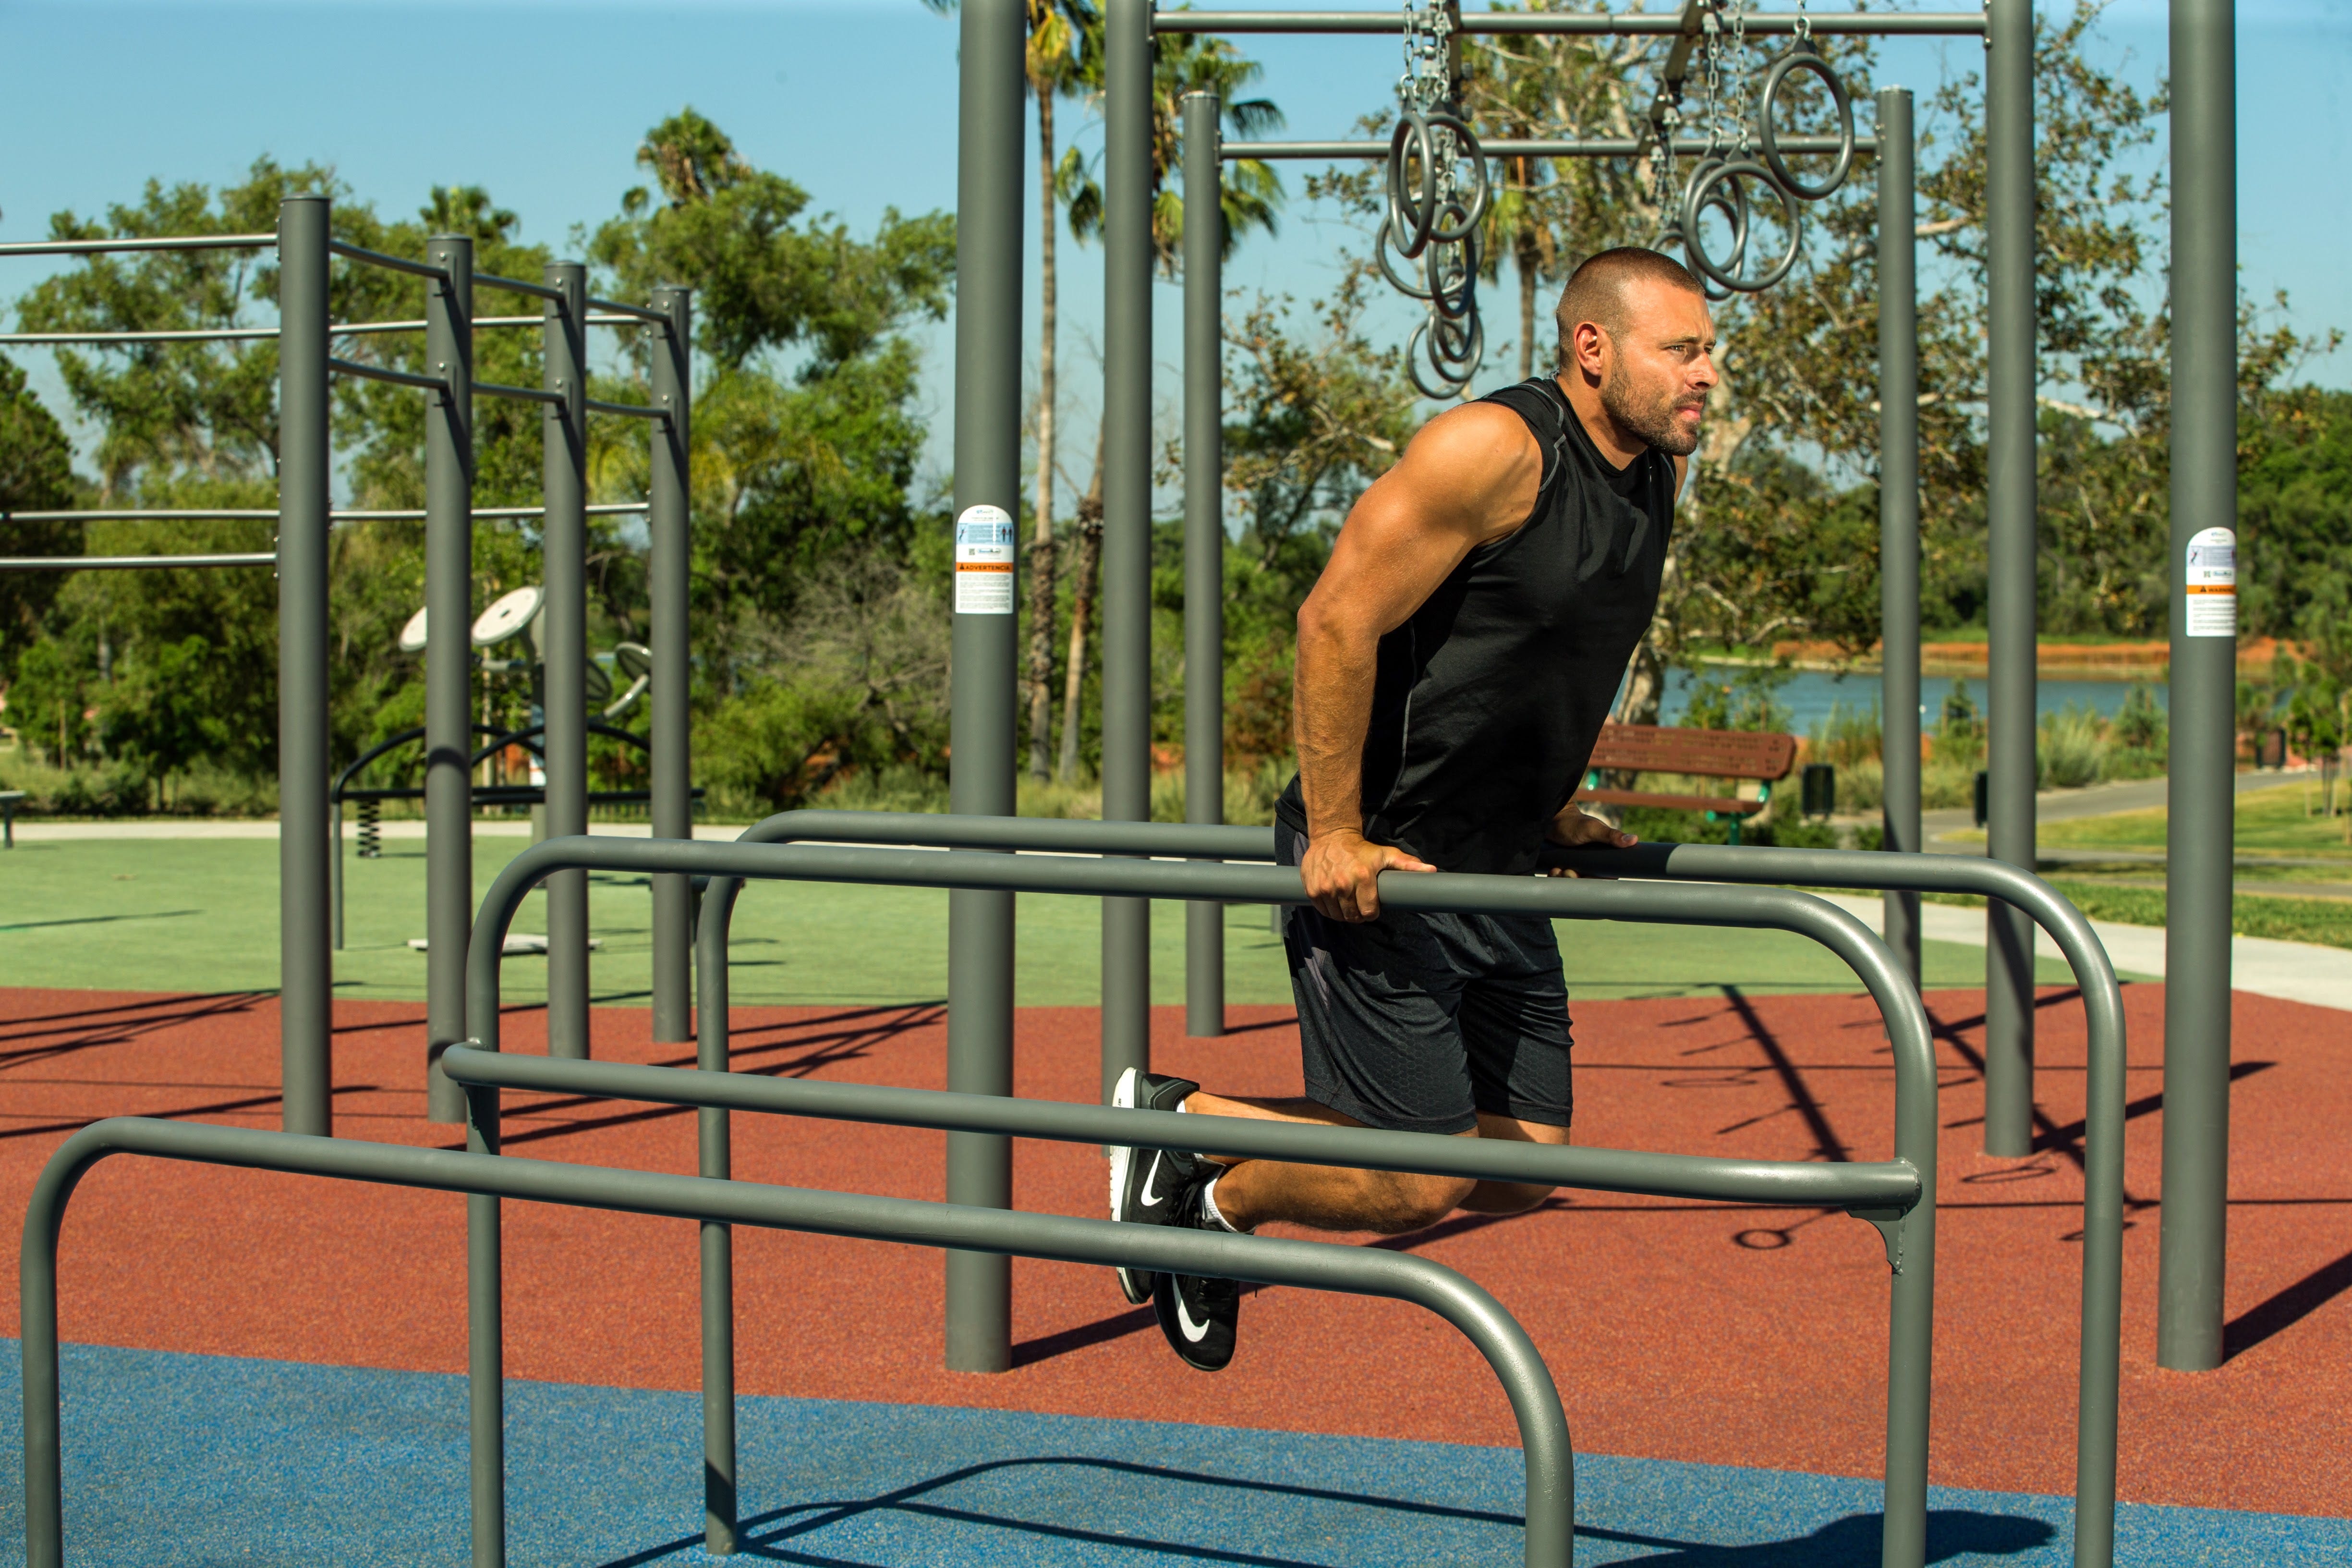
[{"xmin": 1292, "ymin": 611, "xmax": 1379, "ymax": 839}]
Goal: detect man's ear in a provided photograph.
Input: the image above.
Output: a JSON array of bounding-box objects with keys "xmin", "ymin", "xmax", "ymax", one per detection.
[{"xmin": 1573, "ymin": 321, "xmax": 1608, "ymax": 377}]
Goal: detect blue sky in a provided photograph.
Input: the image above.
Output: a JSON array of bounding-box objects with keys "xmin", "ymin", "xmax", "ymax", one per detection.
[{"xmin": 2, "ymin": 0, "xmax": 2346, "ymax": 504}]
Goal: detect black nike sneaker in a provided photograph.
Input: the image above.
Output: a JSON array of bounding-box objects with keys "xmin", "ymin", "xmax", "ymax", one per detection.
[
  {"xmin": 1152, "ymin": 1181, "xmax": 1241, "ymax": 1373},
  {"xmin": 1109, "ymin": 1068, "xmax": 1204, "ymax": 1305}
]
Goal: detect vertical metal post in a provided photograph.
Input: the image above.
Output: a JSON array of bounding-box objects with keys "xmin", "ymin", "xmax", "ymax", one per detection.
[
  {"xmin": 463, "ymin": 1075, "xmax": 505, "ymax": 1567},
  {"xmin": 944, "ymin": 0, "xmax": 1025, "ymax": 1375},
  {"xmin": 694, "ymin": 920, "xmax": 737, "ymax": 1551},
  {"xmin": 1876, "ymin": 91, "xmax": 1922, "ymax": 990},
  {"xmin": 2158, "ymin": 0, "xmax": 2238, "ymax": 1374},
  {"xmin": 542, "ymin": 262, "xmax": 591, "ymax": 1058},
  {"xmin": 276, "ymin": 195, "xmax": 334, "ymax": 1136},
  {"xmin": 649, "ymin": 287, "xmax": 694, "ymax": 1043},
  {"xmin": 1183, "ymin": 92, "xmax": 1226, "ymax": 1038},
  {"xmin": 1101, "ymin": 0, "xmax": 1155, "ymax": 1095},
  {"xmin": 1982, "ymin": 0, "xmax": 2038, "ymax": 1156},
  {"xmin": 425, "ymin": 234, "xmax": 476, "ymax": 1125}
]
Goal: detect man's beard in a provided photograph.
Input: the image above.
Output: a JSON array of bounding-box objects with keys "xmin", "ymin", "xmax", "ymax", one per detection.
[{"xmin": 1601, "ymin": 365, "xmax": 1704, "ymax": 456}]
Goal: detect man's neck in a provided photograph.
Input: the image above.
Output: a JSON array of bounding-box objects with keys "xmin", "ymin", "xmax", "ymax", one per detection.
[{"xmin": 1553, "ymin": 371, "xmax": 1646, "ymax": 470}]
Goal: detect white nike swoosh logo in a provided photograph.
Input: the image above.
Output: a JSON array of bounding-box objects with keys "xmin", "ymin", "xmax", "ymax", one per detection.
[
  {"xmin": 1139, "ymin": 1152, "xmax": 1168, "ymax": 1208},
  {"xmin": 1175, "ymin": 1291, "xmax": 1214, "ymax": 1343}
]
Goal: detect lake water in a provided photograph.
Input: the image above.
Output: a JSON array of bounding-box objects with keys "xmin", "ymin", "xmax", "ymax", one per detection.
[{"xmin": 1652, "ymin": 667, "xmax": 2166, "ymax": 737}]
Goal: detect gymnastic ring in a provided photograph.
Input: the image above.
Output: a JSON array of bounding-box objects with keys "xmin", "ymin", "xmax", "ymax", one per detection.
[
  {"xmin": 1684, "ymin": 173, "xmax": 1750, "ymax": 302},
  {"xmin": 1683, "ymin": 158, "xmax": 1801, "ymax": 292},
  {"xmin": 1376, "ymin": 215, "xmax": 1436, "ymax": 300},
  {"xmin": 1425, "ymin": 224, "xmax": 1479, "ymax": 321},
  {"xmin": 1431, "ymin": 304, "xmax": 1480, "ymax": 363},
  {"xmin": 1422, "ymin": 113, "xmax": 1491, "ymax": 244},
  {"xmin": 1387, "ymin": 108, "xmax": 1440, "ymax": 260},
  {"xmin": 1758, "ymin": 40, "xmax": 1856, "ymax": 201},
  {"xmin": 1407, "ymin": 316, "xmax": 1476, "ymax": 399}
]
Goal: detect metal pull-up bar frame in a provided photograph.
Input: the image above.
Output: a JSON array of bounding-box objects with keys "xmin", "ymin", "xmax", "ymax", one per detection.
[{"xmin": 1153, "ymin": 8, "xmax": 1988, "ymax": 35}]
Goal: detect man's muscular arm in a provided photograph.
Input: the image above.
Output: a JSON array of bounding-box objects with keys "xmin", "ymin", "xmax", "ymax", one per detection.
[{"xmin": 1294, "ymin": 401, "xmax": 1543, "ymax": 922}]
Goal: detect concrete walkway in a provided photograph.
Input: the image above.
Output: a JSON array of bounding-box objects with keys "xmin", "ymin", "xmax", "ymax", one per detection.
[{"xmin": 1815, "ymin": 890, "xmax": 2352, "ymax": 1013}]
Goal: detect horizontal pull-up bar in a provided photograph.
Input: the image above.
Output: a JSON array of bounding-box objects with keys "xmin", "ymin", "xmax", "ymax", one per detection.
[
  {"xmin": 584, "ymin": 396, "xmax": 666, "ymax": 420},
  {"xmin": 327, "ymin": 356, "xmax": 446, "ymax": 393},
  {"xmin": 1229, "ymin": 133, "xmax": 1871, "ymax": 160},
  {"xmin": 0, "ymin": 233, "xmax": 276, "ymax": 258},
  {"xmin": 327, "ymin": 240, "xmax": 449, "ymax": 282},
  {"xmin": 0, "ymin": 552, "xmax": 273, "ymax": 571},
  {"xmin": 472, "ymin": 378, "xmax": 564, "ymax": 408},
  {"xmin": 585, "ymin": 297, "xmax": 672, "ymax": 326},
  {"xmin": 472, "ymin": 270, "xmax": 565, "ymax": 304},
  {"xmin": 1157, "ymin": 9, "xmax": 1985, "ymax": 35},
  {"xmin": 0, "ymin": 317, "xmax": 553, "ymax": 347},
  {"xmin": 1, "ymin": 503, "xmax": 647, "ymax": 524}
]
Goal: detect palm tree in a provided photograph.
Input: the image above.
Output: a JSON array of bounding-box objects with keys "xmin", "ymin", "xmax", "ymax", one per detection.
[{"xmin": 924, "ymin": 0, "xmax": 1102, "ymax": 781}]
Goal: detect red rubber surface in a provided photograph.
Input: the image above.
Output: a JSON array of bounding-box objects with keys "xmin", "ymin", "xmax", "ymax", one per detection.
[{"xmin": 1, "ymin": 983, "xmax": 2345, "ymax": 1518}]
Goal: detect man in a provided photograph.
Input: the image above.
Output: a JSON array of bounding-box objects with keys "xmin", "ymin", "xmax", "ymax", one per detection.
[{"xmin": 1108, "ymin": 247, "xmax": 1717, "ymax": 1372}]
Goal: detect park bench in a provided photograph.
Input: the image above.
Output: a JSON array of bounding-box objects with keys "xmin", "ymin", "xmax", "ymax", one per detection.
[
  {"xmin": 1573, "ymin": 723, "xmax": 1798, "ymax": 845},
  {"xmin": 0, "ymin": 789, "xmax": 23, "ymax": 849}
]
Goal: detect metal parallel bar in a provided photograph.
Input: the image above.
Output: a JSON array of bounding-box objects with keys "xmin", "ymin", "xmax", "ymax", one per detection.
[
  {"xmin": 2157, "ymin": 0, "xmax": 2238, "ymax": 1389},
  {"xmin": 446, "ymin": 1045, "xmax": 1916, "ymax": 1208},
  {"xmin": 679, "ymin": 810, "xmax": 2121, "ymax": 1567},
  {"xmin": 472, "ymin": 270, "xmax": 565, "ymax": 304},
  {"xmin": 472, "ymin": 378, "xmax": 564, "ymax": 407},
  {"xmin": 1878, "ymin": 88, "xmax": 1924, "ymax": 988},
  {"xmin": 1576, "ymin": 839, "xmax": 2124, "ymax": 1568},
  {"xmin": 2, "ymin": 504, "xmax": 640, "ymax": 524},
  {"xmin": 647, "ymin": 287, "xmax": 694, "ymax": 1044},
  {"xmin": 0, "ymin": 327, "xmax": 278, "ymax": 344},
  {"xmin": 0, "ymin": 553, "xmax": 273, "ymax": 571},
  {"xmin": 479, "ymin": 834, "xmax": 1937, "ymax": 1565},
  {"xmin": 423, "ymin": 233, "xmax": 475, "ymax": 1128},
  {"xmin": 1156, "ymin": 8, "xmax": 1985, "ymax": 33},
  {"xmin": 276, "ymin": 196, "xmax": 334, "ymax": 1140},
  {"xmin": 1983, "ymin": 0, "xmax": 2038, "ymax": 1159},
  {"xmin": 0, "ymin": 233, "xmax": 275, "ymax": 256},
  {"xmin": 582, "ymin": 396, "xmax": 666, "ymax": 420},
  {"xmin": 20, "ymin": 1117, "xmax": 1572, "ymax": 1568},
  {"xmin": 945, "ymin": 0, "xmax": 1027, "ymax": 1382},
  {"xmin": 1225, "ymin": 133, "xmax": 1870, "ymax": 159},
  {"xmin": 328, "ymin": 239, "xmax": 450, "ymax": 281},
  {"xmin": 1183, "ymin": 91, "xmax": 1227, "ymax": 1039},
  {"xmin": 542, "ymin": 260, "xmax": 592, "ymax": 1063},
  {"xmin": 1102, "ymin": 0, "xmax": 1156, "ymax": 1139},
  {"xmin": 329, "ymin": 356, "xmax": 447, "ymax": 394},
  {"xmin": 585, "ymin": 314, "xmax": 645, "ymax": 327},
  {"xmin": 584, "ymin": 296, "xmax": 671, "ymax": 324}
]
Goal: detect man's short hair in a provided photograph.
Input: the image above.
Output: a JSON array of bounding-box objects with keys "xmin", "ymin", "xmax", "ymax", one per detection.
[{"xmin": 1553, "ymin": 248, "xmax": 1704, "ymax": 368}]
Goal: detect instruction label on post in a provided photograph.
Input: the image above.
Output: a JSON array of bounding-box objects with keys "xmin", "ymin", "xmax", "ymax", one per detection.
[
  {"xmin": 955, "ymin": 504, "xmax": 1016, "ymax": 615},
  {"xmin": 2184, "ymin": 526, "xmax": 2236, "ymax": 638}
]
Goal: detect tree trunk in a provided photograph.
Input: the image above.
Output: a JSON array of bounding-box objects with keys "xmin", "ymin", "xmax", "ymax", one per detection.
[
  {"xmin": 1515, "ymin": 190, "xmax": 1541, "ymax": 382},
  {"xmin": 1023, "ymin": 88, "xmax": 1062, "ymax": 782},
  {"xmin": 1056, "ymin": 432, "xmax": 1106, "ymax": 783}
]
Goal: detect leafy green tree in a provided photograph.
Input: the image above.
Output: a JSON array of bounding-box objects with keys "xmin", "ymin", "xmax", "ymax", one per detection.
[{"xmin": 0, "ymin": 356, "xmax": 80, "ymax": 669}]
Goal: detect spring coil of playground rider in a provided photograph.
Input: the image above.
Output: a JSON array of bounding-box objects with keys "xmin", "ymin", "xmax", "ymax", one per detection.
[
  {"xmin": 1672, "ymin": 37, "xmax": 1857, "ymax": 294},
  {"xmin": 1381, "ymin": 105, "xmax": 1491, "ymax": 398}
]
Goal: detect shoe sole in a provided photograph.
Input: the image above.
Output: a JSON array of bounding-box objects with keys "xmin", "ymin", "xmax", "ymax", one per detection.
[{"xmin": 1108, "ymin": 1067, "xmax": 1153, "ymax": 1305}]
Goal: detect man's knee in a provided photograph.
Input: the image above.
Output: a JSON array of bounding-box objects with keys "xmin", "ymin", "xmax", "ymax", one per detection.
[{"xmin": 1368, "ymin": 1172, "xmax": 1477, "ymax": 1234}]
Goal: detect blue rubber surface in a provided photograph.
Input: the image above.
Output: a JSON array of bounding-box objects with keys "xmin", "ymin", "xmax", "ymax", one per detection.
[{"xmin": 1, "ymin": 1342, "xmax": 2346, "ymax": 1565}]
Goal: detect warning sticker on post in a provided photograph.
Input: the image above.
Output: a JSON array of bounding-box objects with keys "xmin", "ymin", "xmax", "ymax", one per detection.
[
  {"xmin": 955, "ymin": 503, "xmax": 1016, "ymax": 615},
  {"xmin": 2184, "ymin": 525, "xmax": 2236, "ymax": 638}
]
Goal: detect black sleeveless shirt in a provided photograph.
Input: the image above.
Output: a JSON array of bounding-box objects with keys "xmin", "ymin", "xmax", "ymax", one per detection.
[{"xmin": 1276, "ymin": 376, "xmax": 1677, "ymax": 876}]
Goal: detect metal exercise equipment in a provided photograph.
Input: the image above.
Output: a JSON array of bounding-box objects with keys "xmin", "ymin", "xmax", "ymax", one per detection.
[
  {"xmin": 22, "ymin": 1114, "xmax": 1570, "ymax": 1568},
  {"xmin": 0, "ymin": 201, "xmax": 694, "ymax": 1119},
  {"xmin": 463, "ymin": 832, "xmax": 1941, "ymax": 1566},
  {"xmin": 680, "ymin": 807, "xmax": 2125, "ymax": 1566}
]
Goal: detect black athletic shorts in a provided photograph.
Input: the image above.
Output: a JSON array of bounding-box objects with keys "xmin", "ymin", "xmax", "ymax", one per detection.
[{"xmin": 1277, "ymin": 825, "xmax": 1575, "ymax": 1136}]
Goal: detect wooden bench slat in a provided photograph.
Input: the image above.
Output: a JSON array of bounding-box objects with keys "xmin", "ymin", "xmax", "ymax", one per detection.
[
  {"xmin": 1584, "ymin": 723, "xmax": 1795, "ymax": 780},
  {"xmin": 1573, "ymin": 788, "xmax": 1768, "ymax": 816}
]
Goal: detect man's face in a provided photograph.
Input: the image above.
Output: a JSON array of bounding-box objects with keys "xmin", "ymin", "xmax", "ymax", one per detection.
[{"xmin": 1595, "ymin": 285, "xmax": 1719, "ymax": 456}]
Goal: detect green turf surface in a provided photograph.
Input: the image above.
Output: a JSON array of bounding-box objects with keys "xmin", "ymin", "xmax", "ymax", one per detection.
[{"xmin": 0, "ymin": 834, "xmax": 2082, "ymax": 1006}]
